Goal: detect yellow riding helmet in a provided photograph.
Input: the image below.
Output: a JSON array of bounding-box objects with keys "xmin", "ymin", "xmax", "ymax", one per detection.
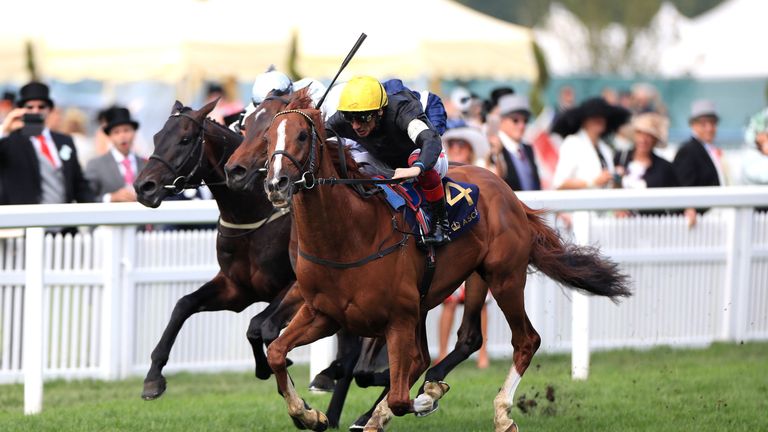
[{"xmin": 337, "ymin": 76, "xmax": 388, "ymax": 112}]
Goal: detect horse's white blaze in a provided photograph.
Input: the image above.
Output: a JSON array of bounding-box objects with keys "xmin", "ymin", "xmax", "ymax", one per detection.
[{"xmin": 270, "ymin": 119, "xmax": 287, "ymax": 186}]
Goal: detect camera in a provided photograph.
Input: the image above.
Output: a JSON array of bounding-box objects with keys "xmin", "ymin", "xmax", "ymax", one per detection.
[{"xmin": 21, "ymin": 113, "xmax": 44, "ymax": 137}]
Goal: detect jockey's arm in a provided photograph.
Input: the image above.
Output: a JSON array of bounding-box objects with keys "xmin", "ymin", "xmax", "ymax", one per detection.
[{"xmin": 395, "ymin": 101, "xmax": 442, "ymax": 172}]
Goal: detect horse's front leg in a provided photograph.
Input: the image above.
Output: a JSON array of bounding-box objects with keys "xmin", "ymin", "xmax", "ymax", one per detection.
[
  {"xmin": 143, "ymin": 274, "xmax": 250, "ymax": 400},
  {"xmin": 267, "ymin": 303, "xmax": 339, "ymax": 431},
  {"xmin": 365, "ymin": 316, "xmax": 427, "ymax": 431}
]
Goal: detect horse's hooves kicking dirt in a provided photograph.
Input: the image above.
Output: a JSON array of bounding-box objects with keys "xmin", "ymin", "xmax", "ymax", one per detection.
[{"xmin": 141, "ymin": 377, "xmax": 167, "ymax": 400}]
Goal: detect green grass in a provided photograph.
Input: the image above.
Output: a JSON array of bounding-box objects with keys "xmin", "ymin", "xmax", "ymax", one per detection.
[{"xmin": 1, "ymin": 342, "xmax": 766, "ymax": 431}]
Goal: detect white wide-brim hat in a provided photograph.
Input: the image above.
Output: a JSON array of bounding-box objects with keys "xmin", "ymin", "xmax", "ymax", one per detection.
[{"xmin": 442, "ymin": 127, "xmax": 490, "ymax": 161}]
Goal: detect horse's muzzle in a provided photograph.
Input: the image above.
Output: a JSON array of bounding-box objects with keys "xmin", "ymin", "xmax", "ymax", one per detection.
[
  {"xmin": 265, "ymin": 175, "xmax": 293, "ymax": 208},
  {"xmin": 225, "ymin": 163, "xmax": 256, "ymax": 192},
  {"xmin": 135, "ymin": 179, "xmax": 163, "ymax": 208}
]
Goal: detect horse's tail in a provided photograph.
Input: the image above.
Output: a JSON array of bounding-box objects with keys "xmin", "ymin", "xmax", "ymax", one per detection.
[{"xmin": 524, "ymin": 204, "xmax": 632, "ymax": 302}]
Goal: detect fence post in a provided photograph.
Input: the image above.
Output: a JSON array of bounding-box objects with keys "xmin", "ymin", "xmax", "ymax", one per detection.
[
  {"xmin": 99, "ymin": 227, "xmax": 123, "ymax": 380},
  {"xmin": 309, "ymin": 336, "xmax": 337, "ymax": 383},
  {"xmin": 571, "ymin": 211, "xmax": 591, "ymax": 380},
  {"xmin": 722, "ymin": 207, "xmax": 754, "ymax": 341},
  {"xmin": 23, "ymin": 227, "xmax": 44, "ymax": 414},
  {"xmin": 119, "ymin": 226, "xmax": 137, "ymax": 379}
]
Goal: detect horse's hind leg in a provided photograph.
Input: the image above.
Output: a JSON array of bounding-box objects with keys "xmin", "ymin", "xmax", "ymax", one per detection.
[
  {"xmin": 487, "ymin": 271, "xmax": 541, "ymax": 432},
  {"xmin": 267, "ymin": 304, "xmax": 339, "ymax": 431},
  {"xmin": 246, "ymin": 286, "xmax": 291, "ymax": 380},
  {"xmin": 323, "ymin": 331, "xmax": 363, "ymax": 428},
  {"xmin": 142, "ymin": 274, "xmax": 251, "ymax": 400},
  {"xmin": 416, "ymin": 272, "xmax": 488, "ymax": 416}
]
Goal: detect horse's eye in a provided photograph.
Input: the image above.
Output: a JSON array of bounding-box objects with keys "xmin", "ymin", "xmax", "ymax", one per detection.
[
  {"xmin": 298, "ymin": 130, "xmax": 308, "ymax": 142},
  {"xmin": 180, "ymin": 136, "xmax": 192, "ymax": 145}
]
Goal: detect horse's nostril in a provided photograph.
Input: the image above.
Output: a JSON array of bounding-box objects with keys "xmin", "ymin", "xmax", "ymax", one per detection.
[
  {"xmin": 227, "ymin": 165, "xmax": 247, "ymax": 181},
  {"xmin": 277, "ymin": 176, "xmax": 290, "ymax": 190},
  {"xmin": 140, "ymin": 181, "xmax": 157, "ymax": 193}
]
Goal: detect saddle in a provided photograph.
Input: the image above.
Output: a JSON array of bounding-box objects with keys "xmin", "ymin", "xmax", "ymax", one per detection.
[{"xmin": 378, "ymin": 177, "xmax": 480, "ymax": 244}]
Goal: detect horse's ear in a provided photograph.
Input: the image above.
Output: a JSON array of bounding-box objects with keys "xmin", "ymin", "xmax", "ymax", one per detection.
[
  {"xmin": 199, "ymin": 97, "xmax": 220, "ymax": 118},
  {"xmin": 172, "ymin": 100, "xmax": 184, "ymax": 114}
]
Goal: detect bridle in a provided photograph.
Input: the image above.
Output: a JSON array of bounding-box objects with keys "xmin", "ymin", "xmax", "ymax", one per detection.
[
  {"xmin": 266, "ymin": 109, "xmax": 404, "ymax": 193},
  {"xmin": 267, "ymin": 109, "xmax": 323, "ymax": 191},
  {"xmin": 150, "ymin": 111, "xmax": 230, "ymax": 194}
]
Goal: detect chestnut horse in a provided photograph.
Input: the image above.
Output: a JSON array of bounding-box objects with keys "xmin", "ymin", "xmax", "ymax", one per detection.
[
  {"xmin": 260, "ymin": 94, "xmax": 630, "ymax": 432},
  {"xmin": 225, "ymin": 90, "xmax": 494, "ymax": 429},
  {"xmin": 134, "ymin": 98, "xmax": 300, "ymax": 399}
]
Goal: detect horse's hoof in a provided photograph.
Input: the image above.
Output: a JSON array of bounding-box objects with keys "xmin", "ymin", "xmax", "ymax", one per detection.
[
  {"xmin": 255, "ymin": 364, "xmax": 273, "ymax": 380},
  {"xmin": 308, "ymin": 373, "xmax": 335, "ymax": 393},
  {"xmin": 505, "ymin": 423, "xmax": 519, "ymax": 432},
  {"xmin": 141, "ymin": 376, "xmax": 167, "ymax": 400},
  {"xmin": 414, "ymin": 400, "xmax": 439, "ymax": 417},
  {"xmin": 291, "ymin": 416, "xmax": 309, "ymax": 430},
  {"xmin": 348, "ymin": 412, "xmax": 372, "ymax": 431}
]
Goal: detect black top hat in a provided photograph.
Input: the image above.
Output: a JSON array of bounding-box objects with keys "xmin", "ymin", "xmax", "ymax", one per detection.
[
  {"xmin": 103, "ymin": 106, "xmax": 139, "ymax": 134},
  {"xmin": 550, "ymin": 97, "xmax": 630, "ymax": 137},
  {"xmin": 16, "ymin": 82, "xmax": 54, "ymax": 108}
]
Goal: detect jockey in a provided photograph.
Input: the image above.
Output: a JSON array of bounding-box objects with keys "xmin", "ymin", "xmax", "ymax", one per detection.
[
  {"xmin": 246, "ymin": 68, "xmax": 330, "ymax": 118},
  {"xmin": 326, "ymin": 76, "xmax": 451, "ymax": 246}
]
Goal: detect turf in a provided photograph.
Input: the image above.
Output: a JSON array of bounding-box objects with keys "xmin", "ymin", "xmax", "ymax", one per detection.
[{"xmin": 1, "ymin": 342, "xmax": 766, "ymax": 431}]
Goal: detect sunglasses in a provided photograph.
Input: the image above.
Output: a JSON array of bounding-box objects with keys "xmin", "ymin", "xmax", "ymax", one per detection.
[
  {"xmin": 340, "ymin": 111, "xmax": 377, "ymax": 124},
  {"xmin": 24, "ymin": 104, "xmax": 49, "ymax": 110}
]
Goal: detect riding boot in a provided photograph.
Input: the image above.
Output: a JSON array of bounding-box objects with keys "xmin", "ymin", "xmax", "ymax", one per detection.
[{"xmin": 423, "ymin": 197, "xmax": 451, "ymax": 246}]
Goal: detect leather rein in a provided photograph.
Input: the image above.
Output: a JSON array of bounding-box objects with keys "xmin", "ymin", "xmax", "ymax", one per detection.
[{"xmin": 267, "ymin": 109, "xmax": 411, "ymax": 268}]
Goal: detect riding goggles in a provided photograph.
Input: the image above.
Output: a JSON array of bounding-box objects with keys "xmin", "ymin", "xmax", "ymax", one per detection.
[{"xmin": 340, "ymin": 110, "xmax": 378, "ymax": 124}]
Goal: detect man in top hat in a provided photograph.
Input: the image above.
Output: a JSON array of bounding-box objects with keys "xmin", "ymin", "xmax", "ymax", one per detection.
[
  {"xmin": 491, "ymin": 94, "xmax": 541, "ymax": 191},
  {"xmin": 673, "ymin": 99, "xmax": 724, "ymax": 227},
  {"xmin": 0, "ymin": 82, "xmax": 94, "ymax": 207},
  {"xmin": 85, "ymin": 107, "xmax": 145, "ymax": 202}
]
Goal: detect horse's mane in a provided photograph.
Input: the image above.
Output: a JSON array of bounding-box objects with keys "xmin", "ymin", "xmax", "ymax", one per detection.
[{"xmin": 286, "ymin": 87, "xmax": 314, "ymax": 111}]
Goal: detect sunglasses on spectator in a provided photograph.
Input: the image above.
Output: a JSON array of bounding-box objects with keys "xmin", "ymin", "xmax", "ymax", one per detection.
[
  {"xmin": 340, "ymin": 111, "xmax": 377, "ymax": 124},
  {"xmin": 24, "ymin": 103, "xmax": 49, "ymax": 110}
]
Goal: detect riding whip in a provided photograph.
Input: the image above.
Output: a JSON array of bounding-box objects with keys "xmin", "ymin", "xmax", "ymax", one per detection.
[{"xmin": 314, "ymin": 32, "xmax": 367, "ymax": 110}]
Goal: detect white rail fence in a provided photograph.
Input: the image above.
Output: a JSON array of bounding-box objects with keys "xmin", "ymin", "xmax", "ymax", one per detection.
[{"xmin": 1, "ymin": 187, "xmax": 766, "ymax": 414}]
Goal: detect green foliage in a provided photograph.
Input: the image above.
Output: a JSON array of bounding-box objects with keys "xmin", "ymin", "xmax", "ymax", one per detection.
[
  {"xmin": 1, "ymin": 342, "xmax": 767, "ymax": 431},
  {"xmin": 456, "ymin": 0, "xmax": 726, "ymax": 26},
  {"xmin": 286, "ymin": 31, "xmax": 302, "ymax": 82}
]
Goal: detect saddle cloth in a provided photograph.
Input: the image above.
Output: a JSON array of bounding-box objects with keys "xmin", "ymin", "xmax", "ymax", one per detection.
[{"xmin": 378, "ymin": 177, "xmax": 480, "ymax": 240}]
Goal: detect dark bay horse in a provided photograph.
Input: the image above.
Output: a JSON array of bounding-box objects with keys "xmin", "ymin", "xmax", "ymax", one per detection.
[
  {"xmin": 134, "ymin": 98, "xmax": 299, "ymax": 399},
  {"xmin": 259, "ymin": 94, "xmax": 631, "ymax": 432}
]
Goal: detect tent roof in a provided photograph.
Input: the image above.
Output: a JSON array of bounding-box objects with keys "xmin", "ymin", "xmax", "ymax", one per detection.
[
  {"xmin": 659, "ymin": 0, "xmax": 768, "ymax": 78},
  {"xmin": 0, "ymin": 0, "xmax": 536, "ymax": 83}
]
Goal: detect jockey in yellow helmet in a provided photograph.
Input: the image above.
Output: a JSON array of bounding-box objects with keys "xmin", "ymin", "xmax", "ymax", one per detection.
[{"xmin": 326, "ymin": 76, "xmax": 450, "ymax": 245}]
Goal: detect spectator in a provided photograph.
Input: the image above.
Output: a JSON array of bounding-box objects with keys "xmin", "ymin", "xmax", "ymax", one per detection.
[
  {"xmin": 0, "ymin": 91, "xmax": 15, "ymax": 123},
  {"xmin": 551, "ymin": 97, "xmax": 630, "ymax": 190},
  {"xmin": 85, "ymin": 107, "xmax": 145, "ymax": 202},
  {"xmin": 60, "ymin": 108, "xmax": 95, "ymax": 166},
  {"xmin": 446, "ymin": 87, "xmax": 471, "ymax": 129},
  {"xmin": 489, "ymin": 94, "xmax": 541, "ymax": 191},
  {"xmin": 0, "ymin": 82, "xmax": 94, "ymax": 210},
  {"xmin": 614, "ymin": 113, "xmax": 679, "ymax": 216},
  {"xmin": 207, "ymin": 77, "xmax": 244, "ymax": 125},
  {"xmin": 442, "ymin": 127, "xmax": 489, "ymax": 167},
  {"xmin": 673, "ymin": 100, "xmax": 724, "ymax": 227},
  {"xmin": 550, "ymin": 85, "xmax": 576, "ymax": 128},
  {"xmin": 742, "ymin": 107, "xmax": 768, "ymax": 187},
  {"xmin": 615, "ymin": 113, "xmax": 677, "ymax": 188},
  {"xmin": 483, "ymin": 86, "xmax": 515, "ymax": 157},
  {"xmin": 438, "ymin": 128, "xmax": 491, "ymax": 369}
]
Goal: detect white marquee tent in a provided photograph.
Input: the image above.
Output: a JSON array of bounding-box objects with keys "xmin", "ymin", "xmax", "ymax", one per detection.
[{"xmin": 0, "ymin": 0, "xmax": 536, "ymax": 84}]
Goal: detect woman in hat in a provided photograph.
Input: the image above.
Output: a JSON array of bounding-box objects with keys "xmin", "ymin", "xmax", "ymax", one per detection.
[
  {"xmin": 551, "ymin": 97, "xmax": 630, "ymax": 190},
  {"xmin": 442, "ymin": 126, "xmax": 490, "ymax": 167},
  {"xmin": 742, "ymin": 107, "xmax": 768, "ymax": 188},
  {"xmin": 614, "ymin": 113, "xmax": 678, "ymax": 190}
]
